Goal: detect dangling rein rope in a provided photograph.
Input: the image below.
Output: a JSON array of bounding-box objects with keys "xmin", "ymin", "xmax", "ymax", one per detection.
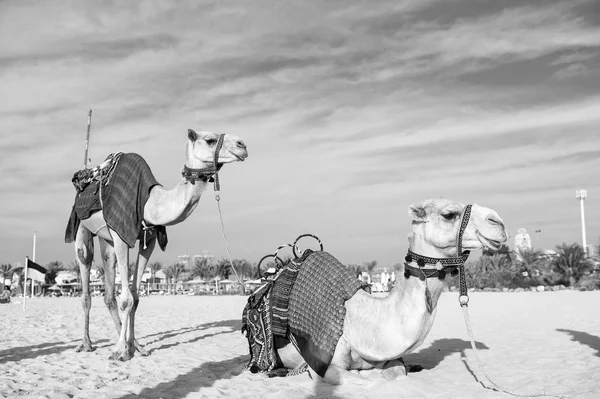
[
  {"xmin": 180, "ymin": 134, "xmax": 244, "ymax": 285},
  {"xmin": 208, "ymin": 134, "xmax": 244, "ymax": 286},
  {"xmin": 456, "ymin": 206, "xmax": 564, "ymax": 399}
]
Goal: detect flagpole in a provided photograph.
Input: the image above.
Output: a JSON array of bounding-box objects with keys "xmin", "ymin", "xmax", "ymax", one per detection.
[
  {"xmin": 31, "ymin": 231, "xmax": 36, "ymax": 298},
  {"xmin": 84, "ymin": 109, "xmax": 92, "ymax": 169},
  {"xmin": 23, "ymin": 256, "xmax": 28, "ymax": 310}
]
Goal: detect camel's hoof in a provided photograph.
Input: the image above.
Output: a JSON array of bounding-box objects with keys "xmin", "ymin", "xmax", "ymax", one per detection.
[
  {"xmin": 109, "ymin": 348, "xmax": 132, "ymax": 362},
  {"xmin": 137, "ymin": 346, "xmax": 150, "ymax": 356},
  {"xmin": 74, "ymin": 343, "xmax": 94, "ymax": 353},
  {"xmin": 382, "ymin": 367, "xmax": 407, "ymax": 381},
  {"xmin": 133, "ymin": 340, "xmax": 150, "ymax": 356}
]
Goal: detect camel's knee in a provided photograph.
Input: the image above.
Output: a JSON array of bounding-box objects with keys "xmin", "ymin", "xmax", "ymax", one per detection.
[
  {"xmin": 76, "ymin": 245, "xmax": 93, "ymax": 266},
  {"xmin": 104, "ymin": 294, "xmax": 117, "ymax": 311},
  {"xmin": 118, "ymin": 291, "xmax": 134, "ymax": 312},
  {"xmin": 81, "ymin": 294, "xmax": 91, "ymax": 310}
]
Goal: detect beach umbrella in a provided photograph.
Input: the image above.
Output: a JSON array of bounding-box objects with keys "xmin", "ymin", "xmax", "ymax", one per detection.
[{"xmin": 48, "ymin": 285, "xmax": 61, "ymax": 291}]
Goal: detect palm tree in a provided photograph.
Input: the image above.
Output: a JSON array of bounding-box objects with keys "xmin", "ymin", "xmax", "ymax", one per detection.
[
  {"xmin": 171, "ymin": 263, "xmax": 186, "ymax": 286},
  {"xmin": 13, "ymin": 268, "xmax": 25, "ymax": 295},
  {"xmin": 364, "ymin": 260, "xmax": 378, "ymax": 273},
  {"xmin": 553, "ymin": 243, "xmax": 593, "ymax": 286},
  {"xmin": 162, "ymin": 264, "xmax": 174, "ymax": 294},
  {"xmin": 0, "ymin": 263, "xmax": 21, "ymax": 294},
  {"xmin": 163, "ymin": 263, "xmax": 186, "ymax": 294},
  {"xmin": 45, "ymin": 260, "xmax": 64, "ymax": 285},
  {"xmin": 68, "ymin": 259, "xmax": 82, "ymax": 284},
  {"xmin": 148, "ymin": 261, "xmax": 163, "ymax": 286},
  {"xmin": 93, "ymin": 262, "xmax": 106, "ymax": 281},
  {"xmin": 346, "ymin": 264, "xmax": 364, "ymax": 279},
  {"xmin": 190, "ymin": 258, "xmax": 210, "ymax": 279},
  {"xmin": 214, "ymin": 259, "xmax": 231, "ymax": 280}
]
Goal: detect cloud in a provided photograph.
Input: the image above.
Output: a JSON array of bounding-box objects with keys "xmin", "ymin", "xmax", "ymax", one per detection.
[
  {"xmin": 1, "ymin": 0, "xmax": 600, "ymax": 266},
  {"xmin": 552, "ymin": 63, "xmax": 592, "ymax": 79},
  {"xmin": 550, "ymin": 50, "xmax": 599, "ymax": 65}
]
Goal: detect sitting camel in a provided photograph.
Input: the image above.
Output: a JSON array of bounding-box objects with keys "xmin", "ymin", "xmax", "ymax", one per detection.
[
  {"xmin": 68, "ymin": 129, "xmax": 248, "ymax": 361},
  {"xmin": 275, "ymin": 198, "xmax": 507, "ymax": 383}
]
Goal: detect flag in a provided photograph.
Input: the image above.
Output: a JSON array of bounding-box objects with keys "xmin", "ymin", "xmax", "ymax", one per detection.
[{"xmin": 27, "ymin": 258, "xmax": 47, "ymax": 282}]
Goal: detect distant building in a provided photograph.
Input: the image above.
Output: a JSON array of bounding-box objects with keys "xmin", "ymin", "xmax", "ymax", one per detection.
[
  {"xmin": 586, "ymin": 245, "xmax": 595, "ymax": 258},
  {"xmin": 513, "ymin": 228, "xmax": 532, "ymax": 262},
  {"xmin": 541, "ymin": 249, "xmax": 559, "ymax": 260},
  {"xmin": 178, "ymin": 254, "xmax": 191, "ymax": 268},
  {"xmin": 514, "ymin": 228, "xmax": 532, "ymax": 252}
]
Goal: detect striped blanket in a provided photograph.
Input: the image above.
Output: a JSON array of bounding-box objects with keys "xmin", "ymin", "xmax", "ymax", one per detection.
[
  {"xmin": 64, "ymin": 153, "xmax": 167, "ymax": 250},
  {"xmin": 288, "ymin": 251, "xmax": 367, "ymax": 377},
  {"xmin": 242, "ymin": 250, "xmax": 367, "ymax": 378}
]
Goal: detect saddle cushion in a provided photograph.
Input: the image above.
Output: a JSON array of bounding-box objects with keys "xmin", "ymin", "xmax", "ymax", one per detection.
[
  {"xmin": 241, "ymin": 250, "xmax": 367, "ymax": 378},
  {"xmin": 288, "ymin": 251, "xmax": 367, "ymax": 377},
  {"xmin": 64, "ymin": 153, "xmax": 167, "ymax": 250}
]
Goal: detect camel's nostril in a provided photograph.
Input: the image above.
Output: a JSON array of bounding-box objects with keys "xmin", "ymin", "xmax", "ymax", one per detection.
[
  {"xmin": 486, "ymin": 214, "xmax": 503, "ymax": 226},
  {"xmin": 236, "ymin": 140, "xmax": 246, "ymax": 149}
]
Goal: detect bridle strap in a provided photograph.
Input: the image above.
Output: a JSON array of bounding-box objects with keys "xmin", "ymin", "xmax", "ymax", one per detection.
[
  {"xmin": 402, "ymin": 204, "xmax": 473, "ymax": 289},
  {"xmin": 213, "ymin": 133, "xmax": 225, "ymax": 192},
  {"xmin": 181, "ymin": 134, "xmax": 226, "ymax": 185},
  {"xmin": 405, "ymin": 250, "xmax": 469, "ymax": 268},
  {"xmin": 457, "ymin": 205, "xmax": 472, "ymax": 306}
]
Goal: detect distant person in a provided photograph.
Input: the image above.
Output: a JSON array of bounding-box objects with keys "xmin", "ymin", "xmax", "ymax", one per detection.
[{"xmin": 0, "ymin": 289, "xmax": 10, "ymax": 303}]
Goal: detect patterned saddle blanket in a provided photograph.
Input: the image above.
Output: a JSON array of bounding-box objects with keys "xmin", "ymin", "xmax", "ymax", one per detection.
[
  {"xmin": 242, "ymin": 249, "xmax": 367, "ymax": 378},
  {"xmin": 64, "ymin": 152, "xmax": 167, "ymax": 250}
]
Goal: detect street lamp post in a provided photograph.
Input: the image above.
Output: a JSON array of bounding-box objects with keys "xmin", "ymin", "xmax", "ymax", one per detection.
[
  {"xmin": 534, "ymin": 229, "xmax": 541, "ymax": 249},
  {"xmin": 575, "ymin": 189, "xmax": 588, "ymax": 256}
]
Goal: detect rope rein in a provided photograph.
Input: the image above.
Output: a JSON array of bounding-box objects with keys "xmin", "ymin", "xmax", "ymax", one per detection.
[
  {"xmin": 215, "ymin": 194, "xmax": 243, "ymax": 285},
  {"xmin": 455, "ymin": 206, "xmax": 564, "ymax": 399},
  {"xmin": 460, "ymin": 306, "xmax": 565, "ymax": 398},
  {"xmin": 209, "ymin": 134, "xmax": 243, "ymax": 286}
]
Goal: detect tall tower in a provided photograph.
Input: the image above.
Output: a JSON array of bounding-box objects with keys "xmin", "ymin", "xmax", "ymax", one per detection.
[{"xmin": 576, "ymin": 189, "xmax": 588, "ymax": 256}]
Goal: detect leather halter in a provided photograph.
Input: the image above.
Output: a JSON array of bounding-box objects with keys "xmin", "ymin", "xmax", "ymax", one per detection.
[
  {"xmin": 404, "ymin": 205, "xmax": 472, "ymax": 281},
  {"xmin": 182, "ymin": 134, "xmax": 225, "ymax": 185}
]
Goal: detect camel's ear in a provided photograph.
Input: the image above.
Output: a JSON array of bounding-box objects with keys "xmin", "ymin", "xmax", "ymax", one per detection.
[
  {"xmin": 408, "ymin": 204, "xmax": 427, "ymax": 222},
  {"xmin": 188, "ymin": 129, "xmax": 198, "ymax": 142}
]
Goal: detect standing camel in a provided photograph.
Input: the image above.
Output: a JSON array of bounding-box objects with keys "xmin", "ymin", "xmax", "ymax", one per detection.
[
  {"xmin": 67, "ymin": 129, "xmax": 248, "ymax": 361},
  {"xmin": 275, "ymin": 198, "xmax": 507, "ymax": 383}
]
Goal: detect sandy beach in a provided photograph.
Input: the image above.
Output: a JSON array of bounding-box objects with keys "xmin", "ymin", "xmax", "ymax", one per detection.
[{"xmin": 1, "ymin": 291, "xmax": 598, "ymax": 399}]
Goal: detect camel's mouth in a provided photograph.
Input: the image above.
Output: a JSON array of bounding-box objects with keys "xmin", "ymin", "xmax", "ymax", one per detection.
[
  {"xmin": 478, "ymin": 235, "xmax": 503, "ymax": 251},
  {"xmin": 229, "ymin": 150, "xmax": 247, "ymax": 162}
]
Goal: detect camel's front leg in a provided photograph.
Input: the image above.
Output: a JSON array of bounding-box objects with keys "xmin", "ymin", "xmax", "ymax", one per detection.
[
  {"xmin": 74, "ymin": 226, "xmax": 94, "ymax": 353},
  {"xmin": 99, "ymin": 239, "xmax": 122, "ymax": 335},
  {"xmin": 108, "ymin": 229, "xmax": 134, "ymax": 361},
  {"xmin": 128, "ymin": 235, "xmax": 156, "ymax": 356}
]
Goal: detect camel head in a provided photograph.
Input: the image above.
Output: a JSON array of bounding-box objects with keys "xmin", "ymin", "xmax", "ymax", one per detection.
[
  {"xmin": 185, "ymin": 129, "xmax": 248, "ymax": 168},
  {"xmin": 408, "ymin": 198, "xmax": 507, "ymax": 258}
]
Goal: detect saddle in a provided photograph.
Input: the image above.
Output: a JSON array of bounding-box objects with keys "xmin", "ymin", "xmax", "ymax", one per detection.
[
  {"xmin": 65, "ymin": 152, "xmax": 168, "ymax": 250},
  {"xmin": 71, "ymin": 152, "xmax": 123, "ymax": 193},
  {"xmin": 241, "ymin": 235, "xmax": 368, "ymax": 378}
]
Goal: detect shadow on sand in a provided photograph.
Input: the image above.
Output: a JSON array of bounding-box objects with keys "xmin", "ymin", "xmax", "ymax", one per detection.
[
  {"xmin": 0, "ymin": 339, "xmax": 110, "ymax": 364},
  {"xmin": 142, "ymin": 319, "xmax": 241, "ymax": 354},
  {"xmin": 404, "ymin": 338, "xmax": 489, "ymax": 371},
  {"xmin": 557, "ymin": 329, "xmax": 600, "ymax": 356},
  {"xmin": 114, "ymin": 334, "xmax": 489, "ymax": 398},
  {"xmin": 117, "ymin": 354, "xmax": 249, "ymax": 399}
]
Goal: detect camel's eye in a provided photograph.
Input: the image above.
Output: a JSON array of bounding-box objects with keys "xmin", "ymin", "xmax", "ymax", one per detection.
[
  {"xmin": 442, "ymin": 212, "xmax": 457, "ymax": 221},
  {"xmin": 205, "ymin": 138, "xmax": 217, "ymax": 146}
]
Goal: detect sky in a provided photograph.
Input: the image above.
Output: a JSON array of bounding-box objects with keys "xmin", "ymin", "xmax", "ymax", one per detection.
[{"xmin": 1, "ymin": 0, "xmax": 599, "ymax": 269}]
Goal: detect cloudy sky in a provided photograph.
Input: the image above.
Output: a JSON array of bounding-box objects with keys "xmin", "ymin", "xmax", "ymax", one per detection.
[{"xmin": 1, "ymin": 0, "xmax": 599, "ymax": 269}]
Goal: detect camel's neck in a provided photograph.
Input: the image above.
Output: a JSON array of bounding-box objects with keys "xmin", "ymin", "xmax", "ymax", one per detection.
[
  {"xmin": 349, "ymin": 242, "xmax": 452, "ymax": 361},
  {"xmin": 390, "ymin": 239, "xmax": 452, "ymax": 310},
  {"xmin": 142, "ymin": 171, "xmax": 211, "ymax": 227}
]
